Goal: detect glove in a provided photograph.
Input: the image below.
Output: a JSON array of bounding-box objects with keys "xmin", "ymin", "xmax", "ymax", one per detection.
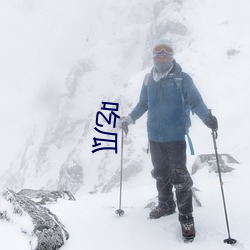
[
  {"xmin": 204, "ymin": 113, "xmax": 218, "ymax": 131},
  {"xmin": 118, "ymin": 115, "xmax": 134, "ymax": 129}
]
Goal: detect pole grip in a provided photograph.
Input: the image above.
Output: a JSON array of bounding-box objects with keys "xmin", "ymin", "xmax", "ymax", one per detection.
[{"xmin": 208, "ymin": 109, "xmax": 218, "ymax": 138}]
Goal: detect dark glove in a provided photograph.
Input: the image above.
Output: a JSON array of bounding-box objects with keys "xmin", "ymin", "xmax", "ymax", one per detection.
[{"xmin": 204, "ymin": 113, "xmax": 218, "ymax": 131}]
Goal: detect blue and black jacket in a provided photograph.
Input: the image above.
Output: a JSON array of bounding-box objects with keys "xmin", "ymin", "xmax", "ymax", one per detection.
[{"xmin": 129, "ymin": 61, "xmax": 209, "ymax": 143}]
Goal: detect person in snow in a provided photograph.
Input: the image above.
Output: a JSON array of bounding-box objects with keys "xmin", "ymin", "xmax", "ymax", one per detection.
[{"xmin": 119, "ymin": 40, "xmax": 218, "ymax": 241}]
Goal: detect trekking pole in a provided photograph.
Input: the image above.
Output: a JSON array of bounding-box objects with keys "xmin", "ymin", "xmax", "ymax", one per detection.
[
  {"xmin": 115, "ymin": 123, "xmax": 128, "ymax": 216},
  {"xmin": 209, "ymin": 110, "xmax": 237, "ymax": 244}
]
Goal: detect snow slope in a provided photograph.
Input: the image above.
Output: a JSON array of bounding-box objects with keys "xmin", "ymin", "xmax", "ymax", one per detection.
[
  {"xmin": 0, "ymin": 156, "xmax": 248, "ymax": 249},
  {"xmin": 47, "ymin": 160, "xmax": 249, "ymax": 250}
]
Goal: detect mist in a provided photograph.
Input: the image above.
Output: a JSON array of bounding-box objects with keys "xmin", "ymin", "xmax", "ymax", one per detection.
[{"xmin": 0, "ymin": 0, "xmax": 94, "ymax": 172}]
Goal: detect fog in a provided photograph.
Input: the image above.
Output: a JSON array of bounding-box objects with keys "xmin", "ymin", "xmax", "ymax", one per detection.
[{"xmin": 0, "ymin": 0, "xmax": 94, "ymax": 171}]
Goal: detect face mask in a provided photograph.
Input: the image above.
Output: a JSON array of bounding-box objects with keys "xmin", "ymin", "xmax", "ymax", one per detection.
[{"xmin": 154, "ymin": 60, "xmax": 173, "ymax": 74}]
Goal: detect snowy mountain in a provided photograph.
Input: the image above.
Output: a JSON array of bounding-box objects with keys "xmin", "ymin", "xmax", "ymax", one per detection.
[
  {"xmin": 1, "ymin": 0, "xmax": 188, "ymax": 193},
  {"xmin": 1, "ymin": 0, "xmax": 250, "ymax": 249},
  {"xmin": 1, "ymin": 0, "xmax": 249, "ymax": 194},
  {"xmin": 0, "ymin": 0, "xmax": 153, "ymax": 191}
]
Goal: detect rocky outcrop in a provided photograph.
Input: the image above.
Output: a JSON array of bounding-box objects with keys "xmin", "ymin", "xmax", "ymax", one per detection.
[
  {"xmin": 17, "ymin": 189, "xmax": 76, "ymax": 205},
  {"xmin": 0, "ymin": 189, "xmax": 69, "ymax": 250},
  {"xmin": 191, "ymin": 154, "xmax": 239, "ymax": 175}
]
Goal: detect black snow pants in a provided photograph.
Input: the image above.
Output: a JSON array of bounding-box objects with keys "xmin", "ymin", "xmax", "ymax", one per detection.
[{"xmin": 149, "ymin": 140, "xmax": 193, "ymax": 223}]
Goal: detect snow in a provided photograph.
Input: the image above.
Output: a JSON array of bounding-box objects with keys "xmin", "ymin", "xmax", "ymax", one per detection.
[
  {"xmin": 1, "ymin": 0, "xmax": 250, "ymax": 249},
  {"xmin": 0, "ymin": 193, "xmax": 37, "ymax": 249},
  {"xmin": 0, "ymin": 222, "xmax": 34, "ymax": 250},
  {"xmin": 47, "ymin": 161, "xmax": 250, "ymax": 250},
  {"xmin": 1, "ymin": 162, "xmax": 249, "ymax": 249}
]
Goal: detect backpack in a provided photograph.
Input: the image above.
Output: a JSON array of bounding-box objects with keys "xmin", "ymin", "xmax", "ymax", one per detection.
[{"xmin": 143, "ymin": 71, "xmax": 195, "ymax": 155}]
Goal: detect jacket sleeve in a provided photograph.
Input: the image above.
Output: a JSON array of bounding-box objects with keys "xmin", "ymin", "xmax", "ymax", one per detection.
[
  {"xmin": 129, "ymin": 81, "xmax": 148, "ymax": 122},
  {"xmin": 182, "ymin": 73, "xmax": 209, "ymax": 122}
]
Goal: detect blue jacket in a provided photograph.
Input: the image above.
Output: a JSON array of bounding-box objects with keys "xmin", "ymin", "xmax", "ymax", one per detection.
[{"xmin": 129, "ymin": 62, "xmax": 209, "ymax": 142}]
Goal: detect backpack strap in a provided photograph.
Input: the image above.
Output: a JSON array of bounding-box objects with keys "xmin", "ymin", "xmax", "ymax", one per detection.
[{"xmin": 174, "ymin": 73, "xmax": 195, "ymax": 155}]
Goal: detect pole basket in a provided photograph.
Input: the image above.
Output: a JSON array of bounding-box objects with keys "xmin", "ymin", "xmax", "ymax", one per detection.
[
  {"xmin": 224, "ymin": 238, "xmax": 237, "ymax": 245},
  {"xmin": 115, "ymin": 209, "xmax": 125, "ymax": 216}
]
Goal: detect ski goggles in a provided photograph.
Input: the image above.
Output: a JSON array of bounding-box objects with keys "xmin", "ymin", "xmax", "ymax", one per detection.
[{"xmin": 153, "ymin": 44, "xmax": 174, "ymax": 58}]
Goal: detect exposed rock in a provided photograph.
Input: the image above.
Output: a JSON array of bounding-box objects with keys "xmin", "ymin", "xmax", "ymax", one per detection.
[
  {"xmin": 145, "ymin": 187, "xmax": 202, "ymax": 208},
  {"xmin": 65, "ymin": 59, "xmax": 94, "ymax": 97},
  {"xmin": 58, "ymin": 143, "xmax": 84, "ymax": 195},
  {"xmin": 1, "ymin": 189, "xmax": 69, "ymax": 250},
  {"xmin": 227, "ymin": 48, "xmax": 240, "ymax": 58},
  {"xmin": 143, "ymin": 0, "xmax": 188, "ymax": 68},
  {"xmin": 93, "ymin": 160, "xmax": 144, "ymax": 193},
  {"xmin": 191, "ymin": 154, "xmax": 239, "ymax": 175},
  {"xmin": 17, "ymin": 189, "xmax": 76, "ymax": 205}
]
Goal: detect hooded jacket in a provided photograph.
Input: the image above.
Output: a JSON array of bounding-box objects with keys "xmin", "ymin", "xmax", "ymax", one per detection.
[{"xmin": 129, "ymin": 61, "xmax": 209, "ymax": 142}]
